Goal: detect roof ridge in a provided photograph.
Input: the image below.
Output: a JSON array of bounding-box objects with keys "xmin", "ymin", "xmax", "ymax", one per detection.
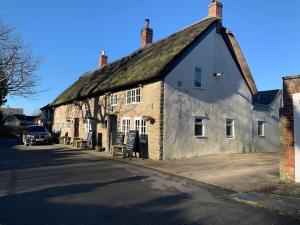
[
  {"xmin": 52, "ymin": 17, "xmax": 219, "ymax": 106},
  {"xmin": 90, "ymin": 17, "xmax": 219, "ymax": 76}
]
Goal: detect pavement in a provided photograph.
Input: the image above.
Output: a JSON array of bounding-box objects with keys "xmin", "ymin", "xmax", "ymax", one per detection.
[
  {"xmin": 0, "ymin": 140, "xmax": 299, "ymax": 224},
  {"xmin": 86, "ymin": 148, "xmax": 300, "ymax": 220}
]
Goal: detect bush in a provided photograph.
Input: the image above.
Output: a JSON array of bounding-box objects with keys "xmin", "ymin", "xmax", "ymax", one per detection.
[{"xmin": 0, "ymin": 125, "xmax": 24, "ymax": 139}]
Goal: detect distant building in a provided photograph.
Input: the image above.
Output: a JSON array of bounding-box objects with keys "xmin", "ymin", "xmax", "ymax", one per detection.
[
  {"xmin": 40, "ymin": 104, "xmax": 53, "ymax": 130},
  {"xmin": 0, "ymin": 107, "xmax": 23, "ymax": 117},
  {"xmin": 3, "ymin": 114, "xmax": 36, "ymax": 127}
]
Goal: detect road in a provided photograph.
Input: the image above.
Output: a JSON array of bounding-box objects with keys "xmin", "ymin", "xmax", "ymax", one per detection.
[{"xmin": 0, "ymin": 139, "xmax": 298, "ymax": 225}]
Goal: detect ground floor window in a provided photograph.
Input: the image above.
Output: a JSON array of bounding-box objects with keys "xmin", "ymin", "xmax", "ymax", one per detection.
[
  {"xmin": 258, "ymin": 121, "xmax": 265, "ymax": 137},
  {"xmin": 226, "ymin": 119, "xmax": 234, "ymax": 138},
  {"xmin": 135, "ymin": 118, "xmax": 147, "ymax": 135},
  {"xmin": 195, "ymin": 117, "xmax": 205, "ymax": 137},
  {"xmin": 122, "ymin": 118, "xmax": 131, "ymax": 136}
]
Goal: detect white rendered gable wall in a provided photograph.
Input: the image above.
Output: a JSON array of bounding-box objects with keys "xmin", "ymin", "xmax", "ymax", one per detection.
[{"xmin": 163, "ymin": 27, "xmax": 255, "ymax": 159}]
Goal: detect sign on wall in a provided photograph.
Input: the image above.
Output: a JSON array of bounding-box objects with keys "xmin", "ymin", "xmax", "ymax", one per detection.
[{"xmin": 293, "ymin": 93, "xmax": 300, "ymax": 182}]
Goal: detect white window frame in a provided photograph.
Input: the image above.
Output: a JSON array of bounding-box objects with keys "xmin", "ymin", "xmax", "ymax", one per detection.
[
  {"xmin": 126, "ymin": 88, "xmax": 141, "ymax": 104},
  {"xmin": 257, "ymin": 121, "xmax": 265, "ymax": 137},
  {"xmin": 121, "ymin": 118, "xmax": 131, "ymax": 136},
  {"xmin": 194, "ymin": 117, "xmax": 205, "ymax": 138},
  {"xmin": 226, "ymin": 119, "xmax": 235, "ymax": 139},
  {"xmin": 110, "ymin": 93, "xmax": 118, "ymax": 106},
  {"xmin": 134, "ymin": 117, "xmax": 147, "ymax": 135}
]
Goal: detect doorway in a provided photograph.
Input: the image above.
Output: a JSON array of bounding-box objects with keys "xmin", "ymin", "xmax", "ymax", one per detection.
[
  {"xmin": 74, "ymin": 118, "xmax": 80, "ymax": 138},
  {"xmin": 109, "ymin": 115, "xmax": 118, "ymax": 148}
]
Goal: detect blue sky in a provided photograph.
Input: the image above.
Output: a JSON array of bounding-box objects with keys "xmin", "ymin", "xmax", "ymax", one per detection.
[{"xmin": 1, "ymin": 0, "xmax": 300, "ymax": 115}]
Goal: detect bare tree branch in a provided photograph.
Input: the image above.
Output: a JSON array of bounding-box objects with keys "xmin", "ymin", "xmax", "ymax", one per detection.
[{"xmin": 0, "ymin": 18, "xmax": 41, "ymax": 105}]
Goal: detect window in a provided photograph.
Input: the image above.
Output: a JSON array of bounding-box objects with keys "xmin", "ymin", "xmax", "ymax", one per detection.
[
  {"xmin": 226, "ymin": 119, "xmax": 234, "ymax": 138},
  {"xmin": 194, "ymin": 67, "xmax": 202, "ymax": 88},
  {"xmin": 135, "ymin": 118, "xmax": 147, "ymax": 135},
  {"xmin": 122, "ymin": 118, "xmax": 131, "ymax": 136},
  {"xmin": 195, "ymin": 117, "xmax": 205, "ymax": 137},
  {"xmin": 258, "ymin": 121, "xmax": 265, "ymax": 137},
  {"xmin": 110, "ymin": 93, "xmax": 118, "ymax": 106},
  {"xmin": 66, "ymin": 119, "xmax": 71, "ymax": 128},
  {"xmin": 126, "ymin": 88, "xmax": 141, "ymax": 104}
]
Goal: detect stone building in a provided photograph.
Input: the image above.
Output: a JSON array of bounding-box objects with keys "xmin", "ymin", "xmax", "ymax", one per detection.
[{"xmin": 51, "ymin": 0, "xmax": 282, "ymax": 160}]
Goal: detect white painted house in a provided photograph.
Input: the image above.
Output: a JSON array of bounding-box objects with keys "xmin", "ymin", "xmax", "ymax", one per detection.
[{"xmin": 52, "ymin": 0, "xmax": 282, "ymax": 160}]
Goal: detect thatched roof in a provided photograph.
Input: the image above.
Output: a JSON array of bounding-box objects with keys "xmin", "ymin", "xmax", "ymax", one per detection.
[
  {"xmin": 52, "ymin": 17, "xmax": 219, "ymax": 106},
  {"xmin": 52, "ymin": 16, "xmax": 257, "ymax": 107}
]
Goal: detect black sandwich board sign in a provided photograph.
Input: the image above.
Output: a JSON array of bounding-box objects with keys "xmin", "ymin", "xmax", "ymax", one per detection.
[{"xmin": 123, "ymin": 130, "xmax": 140, "ymax": 160}]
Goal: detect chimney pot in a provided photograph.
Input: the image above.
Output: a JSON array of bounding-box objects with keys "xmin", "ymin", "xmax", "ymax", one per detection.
[
  {"xmin": 145, "ymin": 19, "xmax": 150, "ymax": 28},
  {"xmin": 208, "ymin": 0, "xmax": 223, "ymax": 19},
  {"xmin": 99, "ymin": 50, "xmax": 108, "ymax": 69},
  {"xmin": 141, "ymin": 19, "xmax": 153, "ymax": 48}
]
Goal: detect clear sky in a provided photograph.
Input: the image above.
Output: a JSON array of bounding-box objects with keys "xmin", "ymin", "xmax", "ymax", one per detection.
[{"xmin": 1, "ymin": 0, "xmax": 300, "ymax": 115}]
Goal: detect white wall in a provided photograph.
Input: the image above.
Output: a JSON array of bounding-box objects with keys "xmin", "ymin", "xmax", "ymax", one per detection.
[
  {"xmin": 253, "ymin": 92, "xmax": 282, "ymax": 152},
  {"xmin": 163, "ymin": 27, "xmax": 254, "ymax": 160}
]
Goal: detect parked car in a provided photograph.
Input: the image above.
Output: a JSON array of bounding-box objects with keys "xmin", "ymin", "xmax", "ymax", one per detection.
[{"xmin": 22, "ymin": 125, "xmax": 52, "ymax": 146}]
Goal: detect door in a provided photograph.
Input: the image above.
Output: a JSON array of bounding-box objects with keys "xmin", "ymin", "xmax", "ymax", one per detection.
[
  {"xmin": 109, "ymin": 115, "xmax": 118, "ymax": 147},
  {"xmin": 293, "ymin": 93, "xmax": 300, "ymax": 182},
  {"xmin": 74, "ymin": 118, "xmax": 79, "ymax": 138}
]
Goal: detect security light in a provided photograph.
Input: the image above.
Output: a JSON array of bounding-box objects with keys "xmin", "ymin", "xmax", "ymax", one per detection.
[{"xmin": 214, "ymin": 72, "xmax": 223, "ymax": 77}]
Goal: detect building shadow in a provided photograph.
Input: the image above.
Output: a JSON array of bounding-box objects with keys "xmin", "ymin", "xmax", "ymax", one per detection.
[
  {"xmin": 0, "ymin": 176, "xmax": 196, "ymax": 225},
  {"xmin": 0, "ymin": 139, "xmax": 106, "ymax": 172}
]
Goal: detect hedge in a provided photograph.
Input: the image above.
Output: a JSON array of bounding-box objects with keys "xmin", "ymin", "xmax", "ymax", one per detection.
[{"xmin": 0, "ymin": 125, "xmax": 24, "ymax": 139}]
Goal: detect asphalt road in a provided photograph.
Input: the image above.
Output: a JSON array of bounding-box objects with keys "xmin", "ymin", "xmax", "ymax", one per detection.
[{"xmin": 0, "ymin": 139, "xmax": 298, "ymax": 225}]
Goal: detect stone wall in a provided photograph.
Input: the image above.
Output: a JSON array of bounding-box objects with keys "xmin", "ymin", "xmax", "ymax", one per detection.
[
  {"xmin": 280, "ymin": 76, "xmax": 300, "ymax": 182},
  {"xmin": 53, "ymin": 81, "xmax": 163, "ymax": 160}
]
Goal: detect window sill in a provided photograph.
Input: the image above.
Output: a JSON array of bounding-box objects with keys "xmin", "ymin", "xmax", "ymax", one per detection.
[
  {"xmin": 226, "ymin": 137, "xmax": 235, "ymax": 140},
  {"xmin": 194, "ymin": 87, "xmax": 205, "ymax": 90},
  {"xmin": 125, "ymin": 102, "xmax": 141, "ymax": 105},
  {"xmin": 195, "ymin": 136, "xmax": 207, "ymax": 139}
]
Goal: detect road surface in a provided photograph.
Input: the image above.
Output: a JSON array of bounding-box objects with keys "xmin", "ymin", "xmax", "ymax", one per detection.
[{"xmin": 0, "ymin": 139, "xmax": 298, "ymax": 225}]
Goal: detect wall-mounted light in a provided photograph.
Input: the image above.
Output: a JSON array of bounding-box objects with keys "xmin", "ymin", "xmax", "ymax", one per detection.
[{"xmin": 213, "ymin": 72, "xmax": 223, "ymax": 77}]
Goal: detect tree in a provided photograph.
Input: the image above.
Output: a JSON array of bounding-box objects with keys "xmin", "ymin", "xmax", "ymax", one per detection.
[{"xmin": 0, "ymin": 18, "xmax": 41, "ymax": 106}]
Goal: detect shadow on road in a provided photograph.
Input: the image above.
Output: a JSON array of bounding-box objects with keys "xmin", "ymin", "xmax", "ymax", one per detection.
[
  {"xmin": 0, "ymin": 139, "xmax": 106, "ymax": 172},
  {"xmin": 0, "ymin": 175, "xmax": 194, "ymax": 225}
]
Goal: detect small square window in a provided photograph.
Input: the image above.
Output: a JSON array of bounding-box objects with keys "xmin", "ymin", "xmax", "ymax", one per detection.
[
  {"xmin": 258, "ymin": 121, "xmax": 265, "ymax": 137},
  {"xmin": 226, "ymin": 119, "xmax": 234, "ymax": 138}
]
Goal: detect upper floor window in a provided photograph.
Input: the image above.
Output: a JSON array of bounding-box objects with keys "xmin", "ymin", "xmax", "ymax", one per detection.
[
  {"xmin": 110, "ymin": 93, "xmax": 118, "ymax": 106},
  {"xmin": 195, "ymin": 117, "xmax": 205, "ymax": 137},
  {"xmin": 194, "ymin": 67, "xmax": 202, "ymax": 88},
  {"xmin": 126, "ymin": 88, "xmax": 141, "ymax": 104},
  {"xmin": 226, "ymin": 119, "xmax": 235, "ymax": 138},
  {"xmin": 258, "ymin": 121, "xmax": 265, "ymax": 137}
]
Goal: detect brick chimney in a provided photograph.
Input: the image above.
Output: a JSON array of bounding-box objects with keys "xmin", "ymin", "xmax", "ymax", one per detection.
[
  {"xmin": 99, "ymin": 50, "xmax": 108, "ymax": 69},
  {"xmin": 141, "ymin": 19, "xmax": 153, "ymax": 48},
  {"xmin": 208, "ymin": 0, "xmax": 223, "ymax": 19}
]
